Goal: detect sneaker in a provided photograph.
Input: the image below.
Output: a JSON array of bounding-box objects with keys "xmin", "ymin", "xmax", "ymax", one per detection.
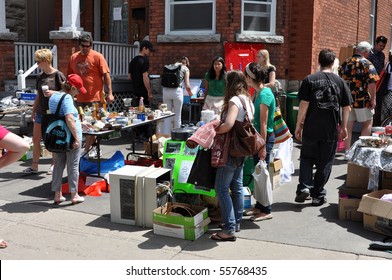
[
  {"xmin": 311, "ymin": 197, "xmax": 327, "ymax": 206},
  {"xmin": 295, "ymin": 189, "xmax": 310, "ymax": 203}
]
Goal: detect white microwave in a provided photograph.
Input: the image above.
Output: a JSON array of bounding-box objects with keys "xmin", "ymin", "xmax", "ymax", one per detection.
[{"xmin": 109, "ymin": 165, "xmax": 171, "ymax": 227}]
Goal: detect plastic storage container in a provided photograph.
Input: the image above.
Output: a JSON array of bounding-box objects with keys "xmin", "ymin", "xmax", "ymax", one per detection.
[{"xmin": 285, "ymin": 92, "xmax": 299, "ymax": 135}]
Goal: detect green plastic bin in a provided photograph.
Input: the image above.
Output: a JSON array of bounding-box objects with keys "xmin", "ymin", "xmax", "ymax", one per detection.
[
  {"xmin": 285, "ymin": 92, "xmax": 299, "ymax": 135},
  {"xmin": 243, "ymin": 156, "xmax": 254, "ymax": 192}
]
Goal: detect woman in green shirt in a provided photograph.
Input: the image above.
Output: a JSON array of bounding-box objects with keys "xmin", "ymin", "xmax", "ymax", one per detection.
[
  {"xmin": 245, "ymin": 62, "xmax": 276, "ymax": 222},
  {"xmin": 203, "ymin": 56, "xmax": 227, "ymax": 116}
]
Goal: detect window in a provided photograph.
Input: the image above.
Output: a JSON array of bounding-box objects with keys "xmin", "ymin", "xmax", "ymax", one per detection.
[
  {"xmin": 242, "ymin": 0, "xmax": 277, "ymax": 35},
  {"xmin": 166, "ymin": 0, "xmax": 215, "ymax": 34}
]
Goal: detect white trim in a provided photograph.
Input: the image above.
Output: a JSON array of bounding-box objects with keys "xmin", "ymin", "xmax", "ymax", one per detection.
[{"xmin": 241, "ymin": 0, "xmax": 277, "ymax": 35}]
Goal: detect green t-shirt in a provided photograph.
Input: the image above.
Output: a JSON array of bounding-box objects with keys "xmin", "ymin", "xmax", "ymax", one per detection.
[
  {"xmin": 253, "ymin": 87, "xmax": 276, "ymax": 134},
  {"xmin": 204, "ymin": 72, "xmax": 226, "ymax": 97}
]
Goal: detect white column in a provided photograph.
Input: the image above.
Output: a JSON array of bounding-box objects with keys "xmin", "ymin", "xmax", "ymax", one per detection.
[
  {"xmin": 0, "ymin": 0, "xmax": 9, "ymax": 33},
  {"xmin": 59, "ymin": 0, "xmax": 83, "ymax": 31}
]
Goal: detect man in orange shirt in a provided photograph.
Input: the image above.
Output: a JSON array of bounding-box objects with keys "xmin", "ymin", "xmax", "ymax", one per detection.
[{"xmin": 67, "ymin": 34, "xmax": 114, "ymax": 157}]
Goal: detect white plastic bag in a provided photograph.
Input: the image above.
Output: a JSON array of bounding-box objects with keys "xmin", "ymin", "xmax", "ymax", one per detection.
[
  {"xmin": 277, "ymin": 137, "xmax": 295, "ymax": 184},
  {"xmin": 252, "ymin": 160, "xmax": 273, "ymax": 207}
]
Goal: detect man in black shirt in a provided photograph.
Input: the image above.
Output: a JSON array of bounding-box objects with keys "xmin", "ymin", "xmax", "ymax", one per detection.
[
  {"xmin": 128, "ymin": 40, "xmax": 155, "ymax": 107},
  {"xmin": 294, "ymin": 49, "xmax": 353, "ymax": 206}
]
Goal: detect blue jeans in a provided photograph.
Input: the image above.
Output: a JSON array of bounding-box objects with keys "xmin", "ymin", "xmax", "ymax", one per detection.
[
  {"xmin": 215, "ymin": 155, "xmax": 244, "ymax": 235},
  {"xmin": 296, "ymin": 136, "xmax": 337, "ymax": 199},
  {"xmin": 254, "ymin": 133, "xmax": 275, "ymax": 214}
]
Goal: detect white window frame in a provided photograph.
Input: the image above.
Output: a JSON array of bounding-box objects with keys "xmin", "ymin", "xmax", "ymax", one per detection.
[
  {"xmin": 241, "ymin": 0, "xmax": 277, "ymax": 35},
  {"xmin": 165, "ymin": 0, "xmax": 216, "ymax": 35},
  {"xmin": 369, "ymin": 0, "xmax": 376, "ymax": 45}
]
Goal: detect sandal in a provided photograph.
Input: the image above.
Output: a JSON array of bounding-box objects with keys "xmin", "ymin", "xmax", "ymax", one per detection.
[
  {"xmin": 0, "ymin": 239, "xmax": 8, "ymax": 249},
  {"xmin": 250, "ymin": 213, "xmax": 273, "ymax": 222},
  {"xmin": 210, "ymin": 232, "xmax": 237, "ymax": 242},
  {"xmin": 22, "ymin": 167, "xmax": 38, "ymax": 174},
  {"xmin": 217, "ymin": 223, "xmax": 241, "ymax": 232},
  {"xmin": 71, "ymin": 196, "xmax": 85, "ymax": 205},
  {"xmin": 244, "ymin": 208, "xmax": 260, "ymax": 216},
  {"xmin": 53, "ymin": 196, "xmax": 66, "ymax": 205}
]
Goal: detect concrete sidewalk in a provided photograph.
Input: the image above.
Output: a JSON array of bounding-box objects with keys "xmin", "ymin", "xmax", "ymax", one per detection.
[{"xmin": 0, "ymin": 131, "xmax": 391, "ymax": 260}]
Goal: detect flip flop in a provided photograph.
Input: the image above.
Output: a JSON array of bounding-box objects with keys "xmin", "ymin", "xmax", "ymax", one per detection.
[
  {"xmin": 0, "ymin": 239, "xmax": 8, "ymax": 249},
  {"xmin": 217, "ymin": 224, "xmax": 241, "ymax": 232},
  {"xmin": 244, "ymin": 208, "xmax": 260, "ymax": 216},
  {"xmin": 250, "ymin": 213, "xmax": 273, "ymax": 222},
  {"xmin": 53, "ymin": 196, "xmax": 66, "ymax": 205},
  {"xmin": 210, "ymin": 232, "xmax": 237, "ymax": 242},
  {"xmin": 22, "ymin": 167, "xmax": 38, "ymax": 175}
]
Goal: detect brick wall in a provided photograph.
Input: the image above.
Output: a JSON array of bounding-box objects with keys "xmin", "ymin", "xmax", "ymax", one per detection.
[
  {"xmin": 148, "ymin": 0, "xmax": 291, "ymax": 80},
  {"xmin": 52, "ymin": 39, "xmax": 79, "ymax": 75},
  {"xmin": 0, "ymin": 41, "xmax": 16, "ymax": 91}
]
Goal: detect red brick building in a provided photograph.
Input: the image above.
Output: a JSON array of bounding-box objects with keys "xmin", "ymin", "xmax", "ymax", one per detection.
[{"xmin": 1, "ymin": 0, "xmax": 392, "ymax": 92}]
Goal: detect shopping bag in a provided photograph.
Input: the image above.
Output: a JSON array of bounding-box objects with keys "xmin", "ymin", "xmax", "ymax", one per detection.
[
  {"xmin": 187, "ymin": 148, "xmax": 216, "ymax": 190},
  {"xmin": 252, "ymin": 160, "xmax": 273, "ymax": 207},
  {"xmin": 273, "ymin": 107, "xmax": 292, "ymax": 144}
]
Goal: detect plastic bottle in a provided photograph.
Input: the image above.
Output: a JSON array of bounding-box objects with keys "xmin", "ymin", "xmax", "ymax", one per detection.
[
  {"xmin": 78, "ymin": 106, "xmax": 85, "ymax": 122},
  {"xmin": 139, "ymin": 97, "xmax": 145, "ymax": 112}
]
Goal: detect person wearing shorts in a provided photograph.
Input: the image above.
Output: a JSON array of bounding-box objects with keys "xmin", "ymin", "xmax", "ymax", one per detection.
[
  {"xmin": 0, "ymin": 125, "xmax": 30, "ymax": 248},
  {"xmin": 339, "ymin": 41, "xmax": 379, "ymax": 151}
]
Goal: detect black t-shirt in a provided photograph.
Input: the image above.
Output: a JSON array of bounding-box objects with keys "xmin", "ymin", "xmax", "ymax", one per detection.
[
  {"xmin": 128, "ymin": 55, "xmax": 149, "ymax": 98},
  {"xmin": 298, "ymin": 71, "xmax": 352, "ymax": 140}
]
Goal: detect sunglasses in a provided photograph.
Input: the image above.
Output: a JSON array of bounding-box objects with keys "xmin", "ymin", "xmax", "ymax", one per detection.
[{"xmin": 80, "ymin": 44, "xmax": 92, "ymax": 48}]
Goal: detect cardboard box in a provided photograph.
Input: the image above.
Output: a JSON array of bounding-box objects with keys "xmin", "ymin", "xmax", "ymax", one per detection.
[
  {"xmin": 270, "ymin": 159, "xmax": 282, "ymax": 190},
  {"xmin": 153, "ymin": 202, "xmax": 210, "ymax": 240},
  {"xmin": 346, "ymin": 162, "xmax": 370, "ymax": 189},
  {"xmin": 144, "ymin": 134, "xmax": 170, "ymax": 156},
  {"xmin": 363, "ymin": 213, "xmax": 392, "ymax": 236},
  {"xmin": 40, "ymin": 144, "xmax": 51, "ymax": 158},
  {"xmin": 144, "ymin": 142, "xmax": 159, "ymax": 155},
  {"xmin": 338, "ymin": 190, "xmax": 362, "ymax": 222},
  {"xmin": 270, "ymin": 170, "xmax": 280, "ymax": 190},
  {"xmin": 358, "ymin": 189, "xmax": 392, "ymax": 236},
  {"xmin": 380, "ymin": 171, "xmax": 392, "ymax": 190},
  {"xmin": 270, "ymin": 159, "xmax": 282, "ymax": 172}
]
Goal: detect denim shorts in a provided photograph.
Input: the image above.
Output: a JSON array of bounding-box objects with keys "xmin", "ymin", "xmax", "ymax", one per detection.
[{"xmin": 34, "ymin": 113, "xmax": 43, "ymax": 124}]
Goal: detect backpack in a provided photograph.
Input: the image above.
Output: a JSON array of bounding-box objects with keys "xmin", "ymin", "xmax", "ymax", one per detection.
[
  {"xmin": 43, "ymin": 94, "xmax": 75, "ymax": 153},
  {"xmin": 161, "ymin": 64, "xmax": 182, "ymax": 88}
]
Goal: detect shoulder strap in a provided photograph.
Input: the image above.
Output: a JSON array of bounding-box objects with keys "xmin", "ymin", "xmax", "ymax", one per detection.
[
  {"xmin": 237, "ymin": 95, "xmax": 253, "ymax": 122},
  {"xmin": 54, "ymin": 94, "xmax": 67, "ymax": 116}
]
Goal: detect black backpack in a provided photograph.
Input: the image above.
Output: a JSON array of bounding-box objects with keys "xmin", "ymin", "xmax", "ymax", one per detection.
[{"xmin": 161, "ymin": 64, "xmax": 182, "ymax": 88}]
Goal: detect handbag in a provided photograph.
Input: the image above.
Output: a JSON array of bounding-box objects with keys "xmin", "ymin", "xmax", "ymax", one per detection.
[
  {"xmin": 273, "ymin": 107, "xmax": 292, "ymax": 144},
  {"xmin": 230, "ymin": 97, "xmax": 265, "ymax": 157},
  {"xmin": 43, "ymin": 94, "xmax": 75, "ymax": 153},
  {"xmin": 211, "ymin": 130, "xmax": 231, "ymax": 167},
  {"xmin": 252, "ymin": 160, "xmax": 273, "ymax": 207},
  {"xmin": 187, "ymin": 148, "xmax": 216, "ymax": 190}
]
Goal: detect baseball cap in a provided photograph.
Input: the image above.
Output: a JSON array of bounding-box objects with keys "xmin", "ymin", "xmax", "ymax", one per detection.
[
  {"xmin": 67, "ymin": 74, "xmax": 87, "ymax": 94},
  {"xmin": 140, "ymin": 40, "xmax": 155, "ymax": 52}
]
